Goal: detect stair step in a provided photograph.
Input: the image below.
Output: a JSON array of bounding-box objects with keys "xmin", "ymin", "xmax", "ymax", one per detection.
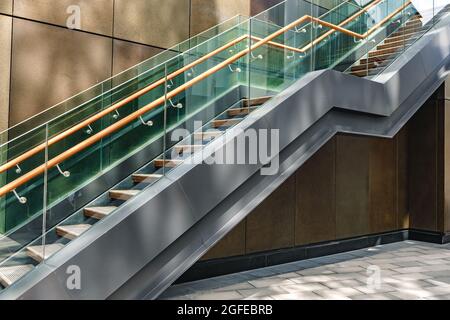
[
  {"xmin": 154, "ymin": 159, "xmax": 183, "ymax": 168},
  {"xmin": 211, "ymin": 118, "xmax": 243, "ymax": 128},
  {"xmin": 369, "ymin": 46, "xmax": 403, "ymax": 57},
  {"xmin": 361, "ymin": 53, "xmax": 396, "ymax": 64},
  {"xmin": 391, "ymin": 28, "xmax": 423, "ymax": 39},
  {"xmin": 173, "ymin": 145, "xmax": 204, "ymax": 154},
  {"xmin": 351, "ymin": 62, "xmax": 377, "ymax": 72},
  {"xmin": 351, "ymin": 59, "xmax": 392, "ymax": 72},
  {"xmin": 26, "ymin": 243, "xmax": 65, "ymax": 263},
  {"xmin": 56, "ymin": 224, "xmax": 91, "ymax": 240},
  {"xmin": 228, "ymin": 106, "xmax": 258, "ymax": 116},
  {"xmin": 0, "ymin": 264, "xmax": 34, "ymax": 287},
  {"xmin": 350, "ymin": 68, "xmax": 382, "ymax": 77},
  {"xmin": 384, "ymin": 32, "xmax": 419, "ymax": 44},
  {"xmin": 193, "ymin": 131, "xmax": 223, "ymax": 141},
  {"xmin": 385, "ymin": 32, "xmax": 419, "ymax": 44},
  {"xmin": 377, "ymin": 38, "xmax": 416, "ymax": 50},
  {"xmin": 84, "ymin": 206, "xmax": 117, "ymax": 220},
  {"xmin": 132, "ymin": 173, "xmax": 163, "ymax": 184},
  {"xmin": 243, "ymin": 96, "xmax": 272, "ymax": 107},
  {"xmin": 405, "ymin": 19, "xmax": 423, "ymax": 27},
  {"xmin": 109, "ymin": 189, "xmax": 140, "ymax": 201},
  {"xmin": 396, "ymin": 24, "xmax": 423, "ymax": 34}
]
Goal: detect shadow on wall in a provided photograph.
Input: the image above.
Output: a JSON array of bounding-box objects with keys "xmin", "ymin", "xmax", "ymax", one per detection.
[
  {"xmin": 251, "ymin": 0, "xmax": 284, "ymax": 16},
  {"xmin": 9, "ymin": 0, "xmax": 288, "ymax": 127},
  {"xmin": 10, "ymin": 18, "xmax": 112, "ymax": 126}
]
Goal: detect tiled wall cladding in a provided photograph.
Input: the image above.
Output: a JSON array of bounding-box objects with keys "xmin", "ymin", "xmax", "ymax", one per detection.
[{"xmin": 0, "ymin": 0, "xmax": 282, "ymax": 130}]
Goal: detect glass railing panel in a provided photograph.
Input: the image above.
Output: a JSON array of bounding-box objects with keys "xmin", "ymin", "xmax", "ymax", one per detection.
[
  {"xmin": 162, "ymin": 20, "xmax": 250, "ymax": 155},
  {"xmin": 0, "ymin": 123, "xmax": 49, "ymax": 236},
  {"xmin": 357, "ymin": 0, "xmax": 434, "ymax": 79},
  {"xmin": 369, "ymin": 1, "xmax": 450, "ymax": 79},
  {"xmin": 0, "ymin": 16, "xmax": 244, "ymax": 146},
  {"xmin": 0, "ymin": 126, "xmax": 47, "ymax": 279},
  {"xmin": 0, "ymin": 18, "xmax": 251, "ymax": 242}
]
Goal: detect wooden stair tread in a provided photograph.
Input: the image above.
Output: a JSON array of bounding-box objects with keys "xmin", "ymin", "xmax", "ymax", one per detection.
[
  {"xmin": 350, "ymin": 68, "xmax": 382, "ymax": 77},
  {"xmin": 0, "ymin": 264, "xmax": 34, "ymax": 287},
  {"xmin": 84, "ymin": 206, "xmax": 117, "ymax": 219},
  {"xmin": 173, "ymin": 145, "xmax": 204, "ymax": 154},
  {"xmin": 396, "ymin": 25, "xmax": 423, "ymax": 34},
  {"xmin": 369, "ymin": 46, "xmax": 403, "ymax": 57},
  {"xmin": 132, "ymin": 173, "xmax": 163, "ymax": 183},
  {"xmin": 361, "ymin": 53, "xmax": 396, "ymax": 64},
  {"xmin": 351, "ymin": 62, "xmax": 377, "ymax": 71},
  {"xmin": 56, "ymin": 224, "xmax": 91, "ymax": 240},
  {"xmin": 110, "ymin": 189, "xmax": 140, "ymax": 200},
  {"xmin": 351, "ymin": 59, "xmax": 391, "ymax": 71},
  {"xmin": 384, "ymin": 33, "xmax": 418, "ymax": 44},
  {"xmin": 405, "ymin": 20, "xmax": 423, "ymax": 26},
  {"xmin": 211, "ymin": 118, "xmax": 243, "ymax": 128},
  {"xmin": 377, "ymin": 38, "xmax": 416, "ymax": 50},
  {"xmin": 154, "ymin": 159, "xmax": 183, "ymax": 168},
  {"xmin": 193, "ymin": 131, "xmax": 223, "ymax": 140},
  {"xmin": 243, "ymin": 96, "xmax": 272, "ymax": 107},
  {"xmin": 27, "ymin": 243, "xmax": 65, "ymax": 262},
  {"xmin": 228, "ymin": 106, "xmax": 258, "ymax": 116},
  {"xmin": 385, "ymin": 33, "xmax": 419, "ymax": 44},
  {"xmin": 390, "ymin": 28, "xmax": 423, "ymax": 40}
]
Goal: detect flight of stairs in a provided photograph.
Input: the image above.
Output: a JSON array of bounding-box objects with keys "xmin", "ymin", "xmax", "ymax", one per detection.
[
  {"xmin": 0, "ymin": 95, "xmax": 272, "ymax": 289},
  {"xmin": 349, "ymin": 15, "xmax": 425, "ymax": 78}
]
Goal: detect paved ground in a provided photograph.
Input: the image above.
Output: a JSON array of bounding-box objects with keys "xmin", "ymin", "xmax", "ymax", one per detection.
[{"xmin": 159, "ymin": 241, "xmax": 450, "ymax": 300}]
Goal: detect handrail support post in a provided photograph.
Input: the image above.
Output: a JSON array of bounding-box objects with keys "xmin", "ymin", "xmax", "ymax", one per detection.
[
  {"xmin": 56, "ymin": 164, "xmax": 70, "ymax": 178},
  {"xmin": 12, "ymin": 189, "xmax": 27, "ymax": 204}
]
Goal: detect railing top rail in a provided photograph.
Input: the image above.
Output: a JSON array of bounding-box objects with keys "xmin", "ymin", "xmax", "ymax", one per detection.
[{"xmin": 0, "ymin": 0, "xmax": 415, "ymax": 199}]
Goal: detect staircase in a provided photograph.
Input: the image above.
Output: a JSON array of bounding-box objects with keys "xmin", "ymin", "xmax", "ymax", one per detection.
[
  {"xmin": 349, "ymin": 15, "xmax": 426, "ymax": 77},
  {"xmin": 0, "ymin": 0, "xmax": 448, "ymax": 299},
  {"xmin": 0, "ymin": 96, "xmax": 272, "ymax": 289}
]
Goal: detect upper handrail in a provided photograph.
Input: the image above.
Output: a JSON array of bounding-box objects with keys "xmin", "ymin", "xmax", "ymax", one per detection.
[
  {"xmin": 0, "ymin": 0, "xmax": 381, "ymax": 175},
  {"xmin": 0, "ymin": 0, "xmax": 413, "ymax": 199}
]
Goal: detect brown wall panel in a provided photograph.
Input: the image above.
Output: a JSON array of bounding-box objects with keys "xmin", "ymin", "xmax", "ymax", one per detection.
[
  {"xmin": 114, "ymin": 0, "xmax": 190, "ymax": 48},
  {"xmin": 444, "ymin": 99, "xmax": 450, "ymax": 232},
  {"xmin": 246, "ymin": 175, "xmax": 296, "ymax": 253},
  {"xmin": 0, "ymin": 0, "xmax": 12, "ymax": 14},
  {"xmin": 0, "ymin": 15, "xmax": 11, "ymax": 133},
  {"xmin": 14, "ymin": 0, "xmax": 114, "ymax": 36},
  {"xmin": 201, "ymin": 221, "xmax": 246, "ymax": 260},
  {"xmin": 10, "ymin": 19, "xmax": 112, "ymax": 125},
  {"xmin": 295, "ymin": 138, "xmax": 336, "ymax": 245},
  {"xmin": 190, "ymin": 0, "xmax": 250, "ymax": 36},
  {"xmin": 112, "ymin": 40, "xmax": 163, "ymax": 76},
  {"xmin": 250, "ymin": 0, "xmax": 283, "ymax": 15},
  {"xmin": 200, "ymin": 83, "xmax": 450, "ymax": 262},
  {"xmin": 335, "ymin": 134, "xmax": 370, "ymax": 238},
  {"xmin": 369, "ymin": 138, "xmax": 397, "ymax": 233},
  {"xmin": 396, "ymin": 127, "xmax": 409, "ymax": 229},
  {"xmin": 408, "ymin": 98, "xmax": 439, "ymax": 231}
]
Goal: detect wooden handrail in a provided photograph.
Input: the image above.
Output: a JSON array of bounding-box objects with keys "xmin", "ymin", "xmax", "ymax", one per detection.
[
  {"xmin": 0, "ymin": 34, "xmax": 248, "ymax": 175},
  {"xmin": 301, "ymin": 0, "xmax": 384, "ymax": 52},
  {"xmin": 0, "ymin": 1, "xmax": 377, "ymax": 176},
  {"xmin": 0, "ymin": 0, "xmax": 414, "ymax": 198},
  {"xmin": 365, "ymin": 0, "xmax": 412, "ymax": 36},
  {"xmin": 0, "ymin": 35, "xmax": 304, "ymax": 176}
]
